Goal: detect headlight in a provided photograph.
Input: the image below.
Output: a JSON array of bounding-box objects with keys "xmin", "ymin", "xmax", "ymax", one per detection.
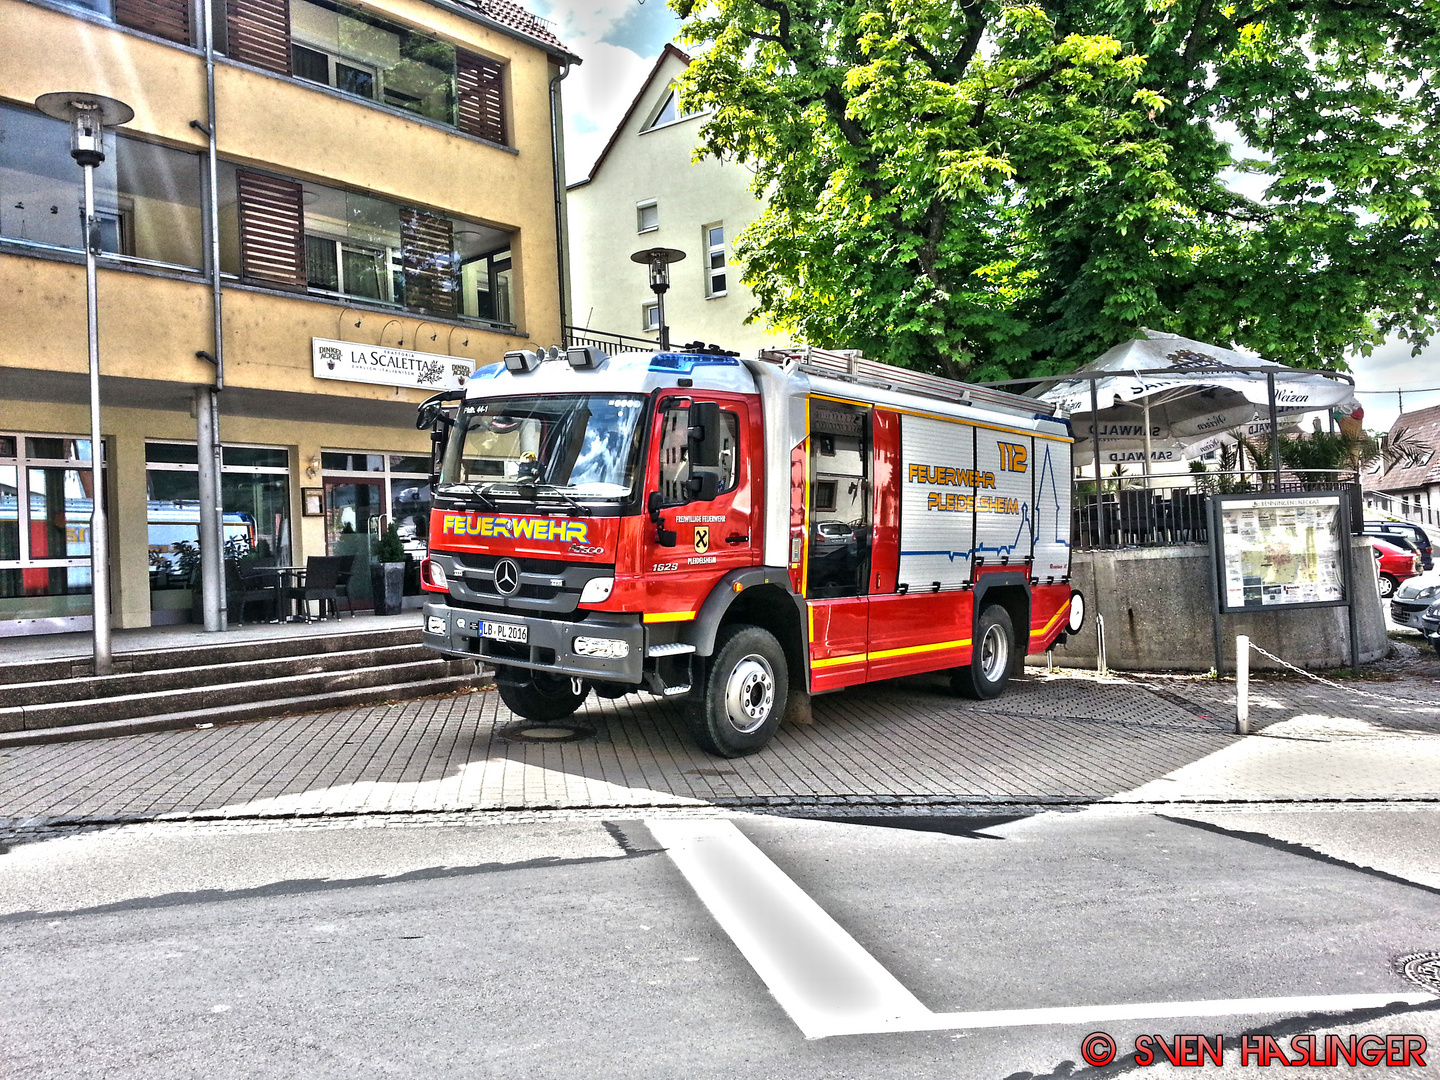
[
  {"xmin": 422, "ymin": 558, "xmax": 447, "ymax": 589},
  {"xmin": 579, "ymin": 576, "xmax": 614, "ymax": 604},
  {"xmin": 573, "ymin": 636, "xmax": 629, "ymax": 658},
  {"xmin": 1427, "ymin": 601, "xmax": 1440, "ymax": 618},
  {"xmin": 1418, "ymin": 586, "xmax": 1438, "ymax": 600}
]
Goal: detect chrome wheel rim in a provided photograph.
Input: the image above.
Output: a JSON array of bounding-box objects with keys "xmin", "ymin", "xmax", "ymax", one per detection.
[
  {"xmin": 980, "ymin": 623, "xmax": 1009, "ymax": 683},
  {"xmin": 724, "ymin": 653, "xmax": 775, "ymax": 734}
]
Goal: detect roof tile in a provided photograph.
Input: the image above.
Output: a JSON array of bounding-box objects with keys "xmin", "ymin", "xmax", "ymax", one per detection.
[
  {"xmin": 448, "ymin": 0, "xmax": 570, "ymax": 54},
  {"xmin": 1368, "ymin": 403, "xmax": 1440, "ymax": 491}
]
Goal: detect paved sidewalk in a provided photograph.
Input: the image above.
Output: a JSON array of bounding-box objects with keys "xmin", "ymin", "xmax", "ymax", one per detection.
[
  {"xmin": 1, "ymin": 612, "xmax": 423, "ymax": 666},
  {"xmin": 3, "ymin": 665, "xmax": 1438, "ymax": 837}
]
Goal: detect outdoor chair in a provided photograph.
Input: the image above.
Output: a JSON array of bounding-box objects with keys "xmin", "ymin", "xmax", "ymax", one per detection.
[
  {"xmin": 228, "ymin": 556, "xmax": 280, "ymax": 626},
  {"xmin": 333, "ymin": 554, "xmax": 357, "ymax": 616},
  {"xmin": 286, "ymin": 555, "xmax": 345, "ymax": 622}
]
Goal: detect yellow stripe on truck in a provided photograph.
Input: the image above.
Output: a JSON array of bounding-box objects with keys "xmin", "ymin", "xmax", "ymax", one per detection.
[{"xmin": 644, "ymin": 611, "xmax": 697, "ymax": 623}]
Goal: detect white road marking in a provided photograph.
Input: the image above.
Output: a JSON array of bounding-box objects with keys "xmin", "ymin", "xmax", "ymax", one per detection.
[{"xmin": 646, "ymin": 818, "xmax": 1436, "ymax": 1040}]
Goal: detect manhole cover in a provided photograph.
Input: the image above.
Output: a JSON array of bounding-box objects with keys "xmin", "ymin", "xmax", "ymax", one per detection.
[
  {"xmin": 1395, "ymin": 952, "xmax": 1440, "ymax": 994},
  {"xmin": 499, "ymin": 722, "xmax": 596, "ymax": 744}
]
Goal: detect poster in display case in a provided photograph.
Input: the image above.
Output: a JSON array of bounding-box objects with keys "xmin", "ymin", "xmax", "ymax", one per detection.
[{"xmin": 1210, "ymin": 492, "xmax": 1350, "ymax": 613}]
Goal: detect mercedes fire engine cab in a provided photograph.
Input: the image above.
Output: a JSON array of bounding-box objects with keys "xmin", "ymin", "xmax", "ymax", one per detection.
[{"xmin": 417, "ymin": 344, "xmax": 1083, "ymax": 757}]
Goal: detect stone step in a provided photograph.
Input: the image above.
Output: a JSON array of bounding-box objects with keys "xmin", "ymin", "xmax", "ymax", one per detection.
[
  {"xmin": 0, "ymin": 672, "xmax": 486, "ymax": 748},
  {"xmin": 2, "ymin": 643, "xmax": 437, "ymax": 707},
  {"xmin": 0, "ymin": 626, "xmax": 422, "ymax": 686},
  {"xmin": 1, "ymin": 657, "xmax": 478, "ymax": 733}
]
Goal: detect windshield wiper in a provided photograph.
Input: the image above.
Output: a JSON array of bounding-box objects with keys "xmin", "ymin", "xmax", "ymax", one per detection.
[
  {"xmin": 440, "ymin": 482, "xmax": 499, "ymax": 510},
  {"xmin": 534, "ymin": 485, "xmax": 586, "ymax": 515}
]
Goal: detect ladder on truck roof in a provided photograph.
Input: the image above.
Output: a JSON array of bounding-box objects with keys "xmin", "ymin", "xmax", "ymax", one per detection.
[{"xmin": 756, "ymin": 347, "xmax": 1055, "ymax": 421}]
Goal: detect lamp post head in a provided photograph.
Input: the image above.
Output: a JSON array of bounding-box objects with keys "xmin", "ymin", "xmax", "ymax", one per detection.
[
  {"xmin": 34, "ymin": 92, "xmax": 134, "ymax": 168},
  {"xmin": 630, "ymin": 246, "xmax": 686, "ymax": 296}
]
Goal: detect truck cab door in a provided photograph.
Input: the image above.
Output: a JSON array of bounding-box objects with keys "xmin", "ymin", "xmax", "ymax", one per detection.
[{"xmin": 642, "ymin": 394, "xmax": 758, "ymax": 618}]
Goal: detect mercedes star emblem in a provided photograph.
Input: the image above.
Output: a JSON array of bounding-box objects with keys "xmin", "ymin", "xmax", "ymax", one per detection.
[{"xmin": 493, "ymin": 558, "xmax": 521, "ymax": 596}]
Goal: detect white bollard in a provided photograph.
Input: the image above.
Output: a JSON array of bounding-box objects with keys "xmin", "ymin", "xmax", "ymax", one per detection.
[
  {"xmin": 1096, "ymin": 614, "xmax": 1107, "ymax": 676},
  {"xmin": 1235, "ymin": 635, "xmax": 1250, "ymax": 735}
]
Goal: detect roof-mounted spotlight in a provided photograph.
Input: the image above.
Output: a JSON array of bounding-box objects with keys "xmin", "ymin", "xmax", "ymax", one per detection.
[
  {"xmin": 566, "ymin": 345, "xmax": 607, "ymax": 370},
  {"xmin": 546, "ymin": 345, "xmax": 563, "ymax": 361},
  {"xmin": 503, "ymin": 349, "xmax": 542, "ymax": 373}
]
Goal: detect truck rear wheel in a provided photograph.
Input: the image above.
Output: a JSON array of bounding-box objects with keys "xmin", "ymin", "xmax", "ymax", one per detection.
[
  {"xmin": 496, "ymin": 668, "xmax": 588, "ymax": 722},
  {"xmin": 952, "ymin": 604, "xmax": 1017, "ymax": 700},
  {"xmin": 688, "ymin": 624, "xmax": 788, "ymax": 758}
]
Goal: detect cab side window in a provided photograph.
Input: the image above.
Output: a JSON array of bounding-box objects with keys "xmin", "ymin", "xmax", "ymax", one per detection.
[{"xmin": 658, "ymin": 403, "xmax": 739, "ymax": 506}]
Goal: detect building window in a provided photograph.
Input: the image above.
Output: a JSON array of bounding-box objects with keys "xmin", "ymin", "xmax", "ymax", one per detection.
[
  {"xmin": 705, "ymin": 223, "xmax": 726, "ymax": 296},
  {"xmin": 0, "ymin": 103, "xmax": 205, "ymax": 271},
  {"xmin": 0, "ymin": 434, "xmax": 107, "ymax": 625},
  {"xmin": 642, "ymin": 301, "xmax": 659, "ymax": 332},
  {"xmin": 55, "ymin": 0, "xmax": 194, "ymax": 45},
  {"xmin": 218, "ymin": 0, "xmax": 506, "ymax": 143},
  {"xmin": 320, "ymin": 452, "xmax": 432, "ymax": 602},
  {"xmin": 144, "ymin": 442, "xmax": 293, "ymax": 601},
  {"xmin": 643, "ymin": 88, "xmax": 700, "ymax": 132},
  {"xmin": 218, "ymin": 162, "xmax": 514, "ymax": 325},
  {"xmin": 637, "ymin": 200, "xmax": 658, "ymax": 234}
]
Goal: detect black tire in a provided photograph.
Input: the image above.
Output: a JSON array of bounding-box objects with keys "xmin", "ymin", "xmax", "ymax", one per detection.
[
  {"xmin": 496, "ymin": 668, "xmax": 587, "ymax": 722},
  {"xmin": 952, "ymin": 604, "xmax": 1018, "ymax": 700},
  {"xmin": 688, "ymin": 624, "xmax": 788, "ymax": 758},
  {"xmin": 591, "ymin": 681, "xmax": 636, "ymax": 700},
  {"xmin": 1379, "ymin": 574, "xmax": 1398, "ymax": 599}
]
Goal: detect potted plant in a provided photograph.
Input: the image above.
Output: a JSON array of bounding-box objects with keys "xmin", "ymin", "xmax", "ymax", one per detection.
[{"xmin": 371, "ymin": 522, "xmax": 407, "ymax": 616}]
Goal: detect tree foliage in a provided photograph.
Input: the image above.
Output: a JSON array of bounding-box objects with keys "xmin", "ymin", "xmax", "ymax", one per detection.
[{"xmin": 670, "ymin": 0, "xmax": 1440, "ymax": 380}]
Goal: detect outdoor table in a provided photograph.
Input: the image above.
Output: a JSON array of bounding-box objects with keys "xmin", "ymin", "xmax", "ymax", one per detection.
[{"xmin": 243, "ymin": 565, "xmax": 307, "ymax": 622}]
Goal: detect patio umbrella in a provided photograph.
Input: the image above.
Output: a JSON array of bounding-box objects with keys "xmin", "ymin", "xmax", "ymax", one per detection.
[{"xmin": 1040, "ymin": 330, "xmax": 1357, "ymax": 471}]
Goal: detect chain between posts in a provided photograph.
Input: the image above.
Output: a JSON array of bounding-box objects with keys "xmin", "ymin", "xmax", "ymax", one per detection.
[{"xmin": 1238, "ymin": 633, "xmax": 1440, "ymax": 720}]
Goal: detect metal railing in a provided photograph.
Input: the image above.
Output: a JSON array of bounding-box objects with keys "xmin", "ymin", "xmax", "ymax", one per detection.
[
  {"xmin": 564, "ymin": 325, "xmax": 659, "ymax": 355},
  {"xmin": 1075, "ymin": 470, "xmax": 1362, "ymax": 550}
]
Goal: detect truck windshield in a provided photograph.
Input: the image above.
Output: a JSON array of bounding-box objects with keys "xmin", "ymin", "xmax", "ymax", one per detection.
[{"xmin": 439, "ymin": 394, "xmax": 647, "ymax": 500}]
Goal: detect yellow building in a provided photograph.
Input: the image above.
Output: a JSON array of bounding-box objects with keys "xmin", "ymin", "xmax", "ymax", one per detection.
[{"xmin": 1, "ymin": 0, "xmax": 576, "ymax": 635}]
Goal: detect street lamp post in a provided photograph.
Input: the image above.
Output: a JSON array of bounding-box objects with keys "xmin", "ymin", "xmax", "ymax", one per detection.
[
  {"xmin": 35, "ymin": 92, "xmax": 134, "ymax": 676},
  {"xmin": 630, "ymin": 247, "xmax": 686, "ymax": 351}
]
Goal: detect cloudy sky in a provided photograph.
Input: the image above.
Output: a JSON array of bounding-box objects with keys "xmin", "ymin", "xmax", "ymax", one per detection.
[{"xmin": 536, "ymin": 0, "xmax": 1440, "ymax": 429}]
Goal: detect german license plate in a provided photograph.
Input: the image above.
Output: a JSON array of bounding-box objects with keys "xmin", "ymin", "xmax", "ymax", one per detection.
[{"xmin": 481, "ymin": 620, "xmax": 528, "ymax": 644}]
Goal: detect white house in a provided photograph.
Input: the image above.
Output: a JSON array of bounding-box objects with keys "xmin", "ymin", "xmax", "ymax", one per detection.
[{"xmin": 566, "ymin": 45, "xmax": 791, "ymax": 354}]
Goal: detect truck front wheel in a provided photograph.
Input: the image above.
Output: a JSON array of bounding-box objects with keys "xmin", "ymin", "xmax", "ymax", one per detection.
[
  {"xmin": 496, "ymin": 669, "xmax": 588, "ymax": 722},
  {"xmin": 688, "ymin": 624, "xmax": 788, "ymax": 757},
  {"xmin": 952, "ymin": 604, "xmax": 1018, "ymax": 700}
]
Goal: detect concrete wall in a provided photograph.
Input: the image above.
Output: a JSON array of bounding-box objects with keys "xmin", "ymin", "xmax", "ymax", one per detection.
[
  {"xmin": 1049, "ymin": 539, "xmax": 1388, "ymax": 672},
  {"xmin": 567, "ymin": 52, "xmax": 790, "ymax": 354}
]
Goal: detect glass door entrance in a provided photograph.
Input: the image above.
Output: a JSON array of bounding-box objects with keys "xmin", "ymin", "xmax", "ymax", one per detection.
[
  {"xmin": 323, "ymin": 475, "xmax": 382, "ymax": 607},
  {"xmin": 321, "ymin": 451, "xmax": 432, "ymax": 611}
]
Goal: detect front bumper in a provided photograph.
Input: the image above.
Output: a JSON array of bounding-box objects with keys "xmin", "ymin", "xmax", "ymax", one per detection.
[
  {"xmin": 1391, "ymin": 600, "xmax": 1432, "ymax": 629},
  {"xmin": 422, "ymin": 598, "xmax": 646, "ymax": 684}
]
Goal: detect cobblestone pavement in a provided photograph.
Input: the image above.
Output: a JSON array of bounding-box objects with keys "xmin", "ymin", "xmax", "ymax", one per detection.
[{"xmin": 3, "ymin": 663, "xmax": 1439, "ymax": 839}]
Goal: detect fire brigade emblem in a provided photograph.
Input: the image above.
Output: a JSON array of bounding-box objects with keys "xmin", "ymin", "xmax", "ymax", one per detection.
[{"xmin": 693, "ymin": 526, "xmax": 710, "ymax": 554}]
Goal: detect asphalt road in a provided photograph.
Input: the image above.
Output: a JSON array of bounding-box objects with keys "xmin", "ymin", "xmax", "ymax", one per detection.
[{"xmin": 3, "ymin": 807, "xmax": 1438, "ymax": 1079}]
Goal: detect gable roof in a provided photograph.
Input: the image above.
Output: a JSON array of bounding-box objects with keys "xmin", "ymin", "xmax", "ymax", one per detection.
[
  {"xmin": 568, "ymin": 43, "xmax": 692, "ymax": 188},
  {"xmin": 1369, "ymin": 403, "xmax": 1440, "ymax": 491},
  {"xmin": 443, "ymin": 0, "xmax": 576, "ymax": 60}
]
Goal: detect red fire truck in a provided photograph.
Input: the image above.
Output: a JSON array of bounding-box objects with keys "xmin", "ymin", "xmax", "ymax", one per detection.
[{"xmin": 417, "ymin": 344, "xmax": 1083, "ymax": 757}]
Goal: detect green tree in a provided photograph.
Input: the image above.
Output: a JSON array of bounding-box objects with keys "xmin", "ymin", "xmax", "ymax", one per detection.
[{"xmin": 672, "ymin": 0, "xmax": 1440, "ymax": 380}]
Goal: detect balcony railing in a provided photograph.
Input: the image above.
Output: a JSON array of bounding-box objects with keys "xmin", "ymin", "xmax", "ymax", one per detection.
[
  {"xmin": 1075, "ymin": 470, "xmax": 1362, "ymax": 550},
  {"xmin": 564, "ymin": 325, "xmax": 660, "ymax": 355}
]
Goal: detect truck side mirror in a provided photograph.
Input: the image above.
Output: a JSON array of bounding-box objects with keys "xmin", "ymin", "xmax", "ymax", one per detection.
[
  {"xmin": 688, "ymin": 401, "xmax": 723, "ymax": 469},
  {"xmin": 685, "ymin": 471, "xmax": 719, "ymax": 502}
]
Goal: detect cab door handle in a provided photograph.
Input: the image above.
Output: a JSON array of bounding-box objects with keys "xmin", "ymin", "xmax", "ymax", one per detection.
[{"xmin": 726, "ymin": 534, "xmax": 750, "ymax": 544}]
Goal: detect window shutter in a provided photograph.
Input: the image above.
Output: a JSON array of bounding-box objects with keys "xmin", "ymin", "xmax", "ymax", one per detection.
[
  {"xmin": 114, "ymin": 0, "xmax": 191, "ymax": 45},
  {"xmin": 456, "ymin": 52, "xmax": 506, "ymax": 145},
  {"xmin": 401, "ymin": 209, "xmax": 457, "ymax": 316},
  {"xmin": 236, "ymin": 171, "xmax": 306, "ymax": 291},
  {"xmin": 226, "ymin": 0, "xmax": 292, "ymax": 75}
]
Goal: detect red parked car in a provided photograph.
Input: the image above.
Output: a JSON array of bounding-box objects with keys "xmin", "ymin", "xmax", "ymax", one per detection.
[{"xmin": 1370, "ymin": 537, "xmax": 1421, "ymax": 598}]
